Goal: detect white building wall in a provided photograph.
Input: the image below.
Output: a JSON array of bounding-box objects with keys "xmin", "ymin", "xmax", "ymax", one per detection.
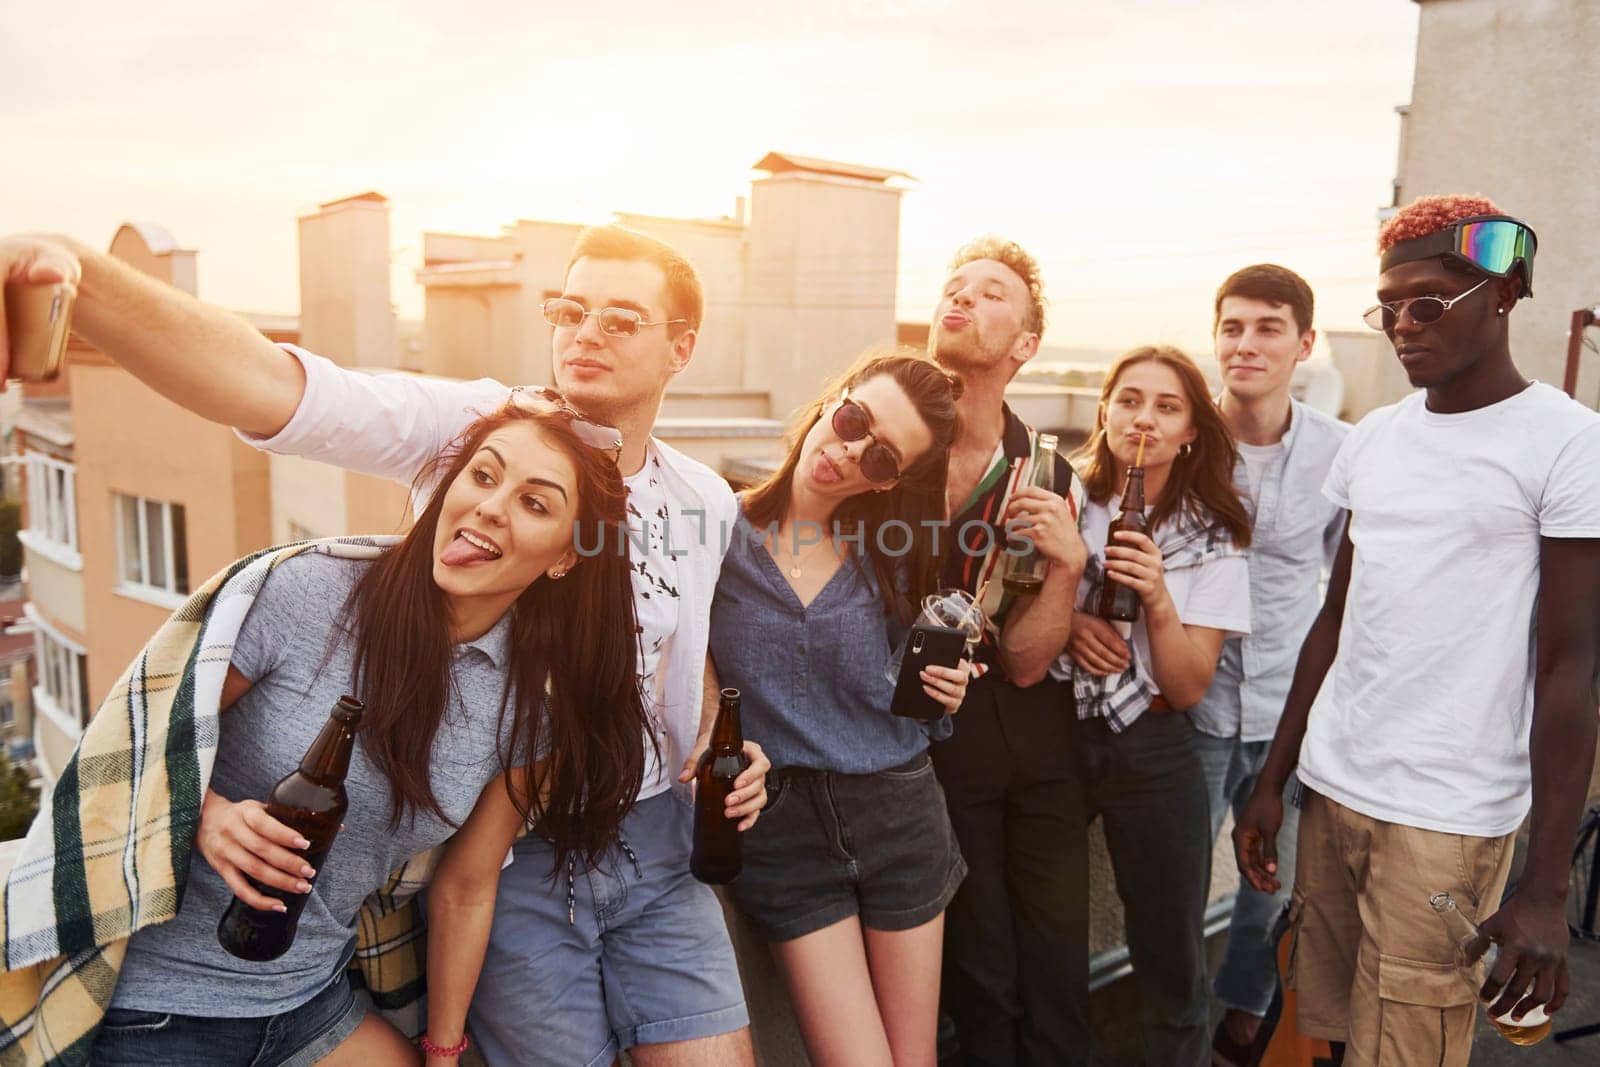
[
  {"xmin": 1399, "ymin": 0, "xmax": 1600, "ymax": 405},
  {"xmin": 744, "ymin": 174, "xmax": 903, "ymax": 423}
]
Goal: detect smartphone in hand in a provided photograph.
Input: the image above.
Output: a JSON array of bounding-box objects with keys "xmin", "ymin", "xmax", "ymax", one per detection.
[
  {"xmin": 4, "ymin": 282, "xmax": 74, "ymax": 382},
  {"xmin": 890, "ymin": 623, "xmax": 966, "ymax": 720}
]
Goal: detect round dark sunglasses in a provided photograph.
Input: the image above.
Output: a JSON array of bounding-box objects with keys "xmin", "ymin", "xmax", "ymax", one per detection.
[{"xmin": 831, "ymin": 389, "xmax": 902, "ymax": 483}]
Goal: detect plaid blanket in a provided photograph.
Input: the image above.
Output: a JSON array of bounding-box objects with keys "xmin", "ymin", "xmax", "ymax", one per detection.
[
  {"xmin": 0, "ymin": 538, "xmax": 442, "ymax": 1066},
  {"xmin": 1073, "ymin": 506, "xmax": 1245, "ymax": 731}
]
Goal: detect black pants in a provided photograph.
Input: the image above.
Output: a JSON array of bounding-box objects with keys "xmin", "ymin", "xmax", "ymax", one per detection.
[
  {"xmin": 931, "ymin": 675, "xmax": 1090, "ymax": 1067},
  {"xmin": 1077, "ymin": 710, "xmax": 1212, "ymax": 1067}
]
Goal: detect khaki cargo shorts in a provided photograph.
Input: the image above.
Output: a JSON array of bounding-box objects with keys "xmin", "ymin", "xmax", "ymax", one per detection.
[{"xmin": 1286, "ymin": 789, "xmax": 1516, "ymax": 1067}]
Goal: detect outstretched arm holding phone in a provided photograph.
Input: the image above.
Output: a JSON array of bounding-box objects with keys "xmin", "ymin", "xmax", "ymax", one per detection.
[{"xmin": 0, "ymin": 233, "xmax": 305, "ymax": 434}]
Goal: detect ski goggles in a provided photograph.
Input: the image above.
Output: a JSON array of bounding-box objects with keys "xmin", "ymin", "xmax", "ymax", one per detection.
[{"xmin": 1379, "ymin": 214, "xmax": 1537, "ymax": 295}]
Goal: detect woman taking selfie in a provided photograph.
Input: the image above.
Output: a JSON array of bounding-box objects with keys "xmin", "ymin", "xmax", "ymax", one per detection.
[
  {"xmin": 84, "ymin": 396, "xmax": 647, "ymax": 1066},
  {"xmin": 706, "ymin": 352, "xmax": 973, "ymax": 1067},
  {"xmin": 1055, "ymin": 345, "xmax": 1252, "ymax": 1066}
]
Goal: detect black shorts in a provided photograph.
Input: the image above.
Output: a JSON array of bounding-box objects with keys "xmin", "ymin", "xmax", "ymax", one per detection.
[{"xmin": 728, "ymin": 752, "xmax": 967, "ymax": 942}]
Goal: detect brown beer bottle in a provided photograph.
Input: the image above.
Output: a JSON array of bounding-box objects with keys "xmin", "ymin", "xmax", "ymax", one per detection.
[
  {"xmin": 691, "ymin": 688, "xmax": 749, "ymax": 885},
  {"xmin": 217, "ymin": 695, "xmax": 364, "ymax": 961},
  {"xmin": 1096, "ymin": 466, "xmax": 1148, "ymax": 623}
]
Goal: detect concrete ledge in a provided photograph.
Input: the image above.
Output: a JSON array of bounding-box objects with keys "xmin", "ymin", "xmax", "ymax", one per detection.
[{"xmin": 653, "ymin": 417, "xmax": 786, "ymax": 439}]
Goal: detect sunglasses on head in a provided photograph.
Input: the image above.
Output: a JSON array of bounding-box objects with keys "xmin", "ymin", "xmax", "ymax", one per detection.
[
  {"xmin": 508, "ymin": 386, "xmax": 624, "ymax": 462},
  {"xmin": 541, "ymin": 297, "xmax": 686, "ymax": 338},
  {"xmin": 831, "ymin": 388, "xmax": 902, "ymax": 484},
  {"xmin": 1361, "ymin": 276, "xmax": 1491, "ymax": 332}
]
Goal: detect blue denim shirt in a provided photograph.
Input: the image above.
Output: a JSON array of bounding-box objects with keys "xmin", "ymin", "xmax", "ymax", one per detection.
[
  {"xmin": 709, "ymin": 512, "xmax": 952, "ymax": 773},
  {"xmin": 1191, "ymin": 399, "xmax": 1349, "ymax": 742}
]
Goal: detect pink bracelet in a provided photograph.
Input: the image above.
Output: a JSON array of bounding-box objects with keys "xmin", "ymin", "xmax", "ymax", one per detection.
[{"xmin": 419, "ymin": 1032, "xmax": 470, "ymax": 1057}]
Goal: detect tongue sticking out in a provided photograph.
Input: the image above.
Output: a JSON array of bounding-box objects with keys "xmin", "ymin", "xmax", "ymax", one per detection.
[{"xmin": 441, "ymin": 534, "xmax": 498, "ymax": 566}]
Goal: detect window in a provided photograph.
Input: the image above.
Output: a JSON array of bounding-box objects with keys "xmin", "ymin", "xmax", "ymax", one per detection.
[
  {"xmin": 115, "ymin": 494, "xmax": 189, "ymax": 601},
  {"xmin": 25, "ymin": 604, "xmax": 88, "ymax": 734},
  {"xmin": 0, "ymin": 699, "xmax": 13, "ymax": 728},
  {"xmin": 19, "ymin": 451, "xmax": 80, "ymax": 568}
]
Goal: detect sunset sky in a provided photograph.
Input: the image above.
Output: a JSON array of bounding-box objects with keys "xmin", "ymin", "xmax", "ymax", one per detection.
[{"xmin": 0, "ymin": 0, "xmax": 1420, "ymax": 353}]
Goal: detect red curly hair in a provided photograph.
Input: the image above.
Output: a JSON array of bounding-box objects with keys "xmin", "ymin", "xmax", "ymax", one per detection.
[{"xmin": 1378, "ymin": 194, "xmax": 1502, "ymax": 252}]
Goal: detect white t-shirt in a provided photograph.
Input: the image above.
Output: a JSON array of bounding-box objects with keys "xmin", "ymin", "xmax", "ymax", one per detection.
[
  {"xmin": 625, "ymin": 446, "xmax": 681, "ymax": 800},
  {"xmin": 1299, "ymin": 383, "xmax": 1600, "ymax": 836},
  {"xmin": 1051, "ymin": 497, "xmax": 1252, "ymax": 697},
  {"xmin": 1236, "ymin": 439, "xmax": 1286, "ymax": 507}
]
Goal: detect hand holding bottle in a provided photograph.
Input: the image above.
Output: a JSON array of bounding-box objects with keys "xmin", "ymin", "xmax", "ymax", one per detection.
[
  {"xmin": 1476, "ymin": 893, "xmax": 1569, "ymax": 1025},
  {"xmin": 1003, "ymin": 486, "xmax": 1084, "ymax": 570},
  {"xmin": 197, "ymin": 788, "xmax": 315, "ymax": 911},
  {"xmin": 677, "ymin": 735, "xmax": 771, "ymax": 832},
  {"xmin": 1101, "ymin": 529, "xmax": 1169, "ymax": 608},
  {"xmin": 1066, "ymin": 612, "xmax": 1131, "ymax": 677},
  {"xmin": 1432, "ymin": 891, "xmax": 1557, "ymax": 1044}
]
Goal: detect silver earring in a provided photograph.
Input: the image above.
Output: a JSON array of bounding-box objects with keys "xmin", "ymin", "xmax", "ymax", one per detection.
[
  {"xmin": 1497, "ymin": 306, "xmax": 1507, "ymax": 316},
  {"xmin": 1179, "ymin": 442, "xmax": 1192, "ymax": 457}
]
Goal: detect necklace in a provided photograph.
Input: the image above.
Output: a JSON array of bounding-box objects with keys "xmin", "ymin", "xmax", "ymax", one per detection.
[{"xmin": 781, "ymin": 525, "xmax": 832, "ymax": 579}]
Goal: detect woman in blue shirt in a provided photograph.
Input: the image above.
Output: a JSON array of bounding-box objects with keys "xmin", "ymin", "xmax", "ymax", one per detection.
[
  {"xmin": 89, "ymin": 397, "xmax": 650, "ymax": 1066},
  {"xmin": 708, "ymin": 352, "xmax": 970, "ymax": 1066}
]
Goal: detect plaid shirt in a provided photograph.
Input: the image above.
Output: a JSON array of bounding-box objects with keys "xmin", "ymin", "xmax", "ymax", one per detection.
[
  {"xmin": 0, "ymin": 538, "xmax": 444, "ymax": 1066},
  {"xmin": 940, "ymin": 406, "xmax": 1085, "ymax": 680},
  {"xmin": 1070, "ymin": 506, "xmax": 1246, "ymax": 732}
]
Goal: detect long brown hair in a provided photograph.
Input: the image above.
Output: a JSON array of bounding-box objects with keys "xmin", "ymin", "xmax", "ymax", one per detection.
[
  {"xmin": 744, "ymin": 351, "xmax": 963, "ymax": 618},
  {"xmin": 345, "ymin": 404, "xmax": 645, "ymax": 870},
  {"xmin": 1073, "ymin": 345, "xmax": 1252, "ymax": 547}
]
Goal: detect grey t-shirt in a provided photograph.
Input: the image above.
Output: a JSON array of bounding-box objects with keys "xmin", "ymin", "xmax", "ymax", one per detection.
[{"xmin": 113, "ymin": 551, "xmax": 520, "ymax": 1016}]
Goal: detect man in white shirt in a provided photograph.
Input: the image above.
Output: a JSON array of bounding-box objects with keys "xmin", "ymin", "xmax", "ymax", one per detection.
[
  {"xmin": 1192, "ymin": 264, "xmax": 1347, "ymax": 1063},
  {"xmin": 1233, "ymin": 196, "xmax": 1600, "ymax": 1065},
  {"xmin": 0, "ymin": 227, "xmax": 764, "ymax": 1067}
]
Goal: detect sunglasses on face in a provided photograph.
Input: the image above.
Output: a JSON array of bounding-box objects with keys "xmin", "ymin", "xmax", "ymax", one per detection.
[
  {"xmin": 831, "ymin": 388, "xmax": 902, "ymax": 484},
  {"xmin": 1362, "ymin": 276, "xmax": 1490, "ymax": 332},
  {"xmin": 540, "ymin": 297, "xmax": 686, "ymax": 338},
  {"xmin": 508, "ymin": 386, "xmax": 624, "ymax": 462}
]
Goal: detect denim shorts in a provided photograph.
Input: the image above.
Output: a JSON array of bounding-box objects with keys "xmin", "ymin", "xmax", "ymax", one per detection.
[
  {"xmin": 90, "ymin": 970, "xmax": 365, "ymax": 1066},
  {"xmin": 728, "ymin": 751, "xmax": 967, "ymax": 942},
  {"xmin": 466, "ymin": 786, "xmax": 749, "ymax": 1067}
]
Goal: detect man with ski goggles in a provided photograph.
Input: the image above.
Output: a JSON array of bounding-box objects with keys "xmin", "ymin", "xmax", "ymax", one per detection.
[
  {"xmin": 1235, "ymin": 195, "xmax": 1600, "ymax": 1065},
  {"xmin": 1361, "ymin": 213, "xmax": 1537, "ymax": 332}
]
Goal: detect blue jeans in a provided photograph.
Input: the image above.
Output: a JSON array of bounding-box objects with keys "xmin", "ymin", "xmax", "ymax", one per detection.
[
  {"xmin": 466, "ymin": 786, "xmax": 749, "ymax": 1067},
  {"xmin": 1078, "ymin": 710, "xmax": 1212, "ymax": 1067},
  {"xmin": 1194, "ymin": 730, "xmax": 1301, "ymax": 1017},
  {"xmin": 90, "ymin": 971, "xmax": 364, "ymax": 1066}
]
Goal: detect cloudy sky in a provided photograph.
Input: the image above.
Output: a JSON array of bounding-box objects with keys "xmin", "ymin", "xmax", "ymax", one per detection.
[{"xmin": 0, "ymin": 0, "xmax": 1419, "ymax": 352}]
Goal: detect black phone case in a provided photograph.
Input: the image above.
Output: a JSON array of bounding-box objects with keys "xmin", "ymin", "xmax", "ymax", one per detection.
[{"xmin": 891, "ymin": 624, "xmax": 967, "ymax": 721}]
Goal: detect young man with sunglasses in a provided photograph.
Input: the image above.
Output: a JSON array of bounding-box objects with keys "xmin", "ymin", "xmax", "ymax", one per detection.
[
  {"xmin": 1189, "ymin": 264, "xmax": 1348, "ymax": 1065},
  {"xmin": 0, "ymin": 227, "xmax": 766, "ymax": 1067},
  {"xmin": 925, "ymin": 236, "xmax": 1092, "ymax": 1065},
  {"xmin": 1233, "ymin": 196, "xmax": 1600, "ymax": 1064}
]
